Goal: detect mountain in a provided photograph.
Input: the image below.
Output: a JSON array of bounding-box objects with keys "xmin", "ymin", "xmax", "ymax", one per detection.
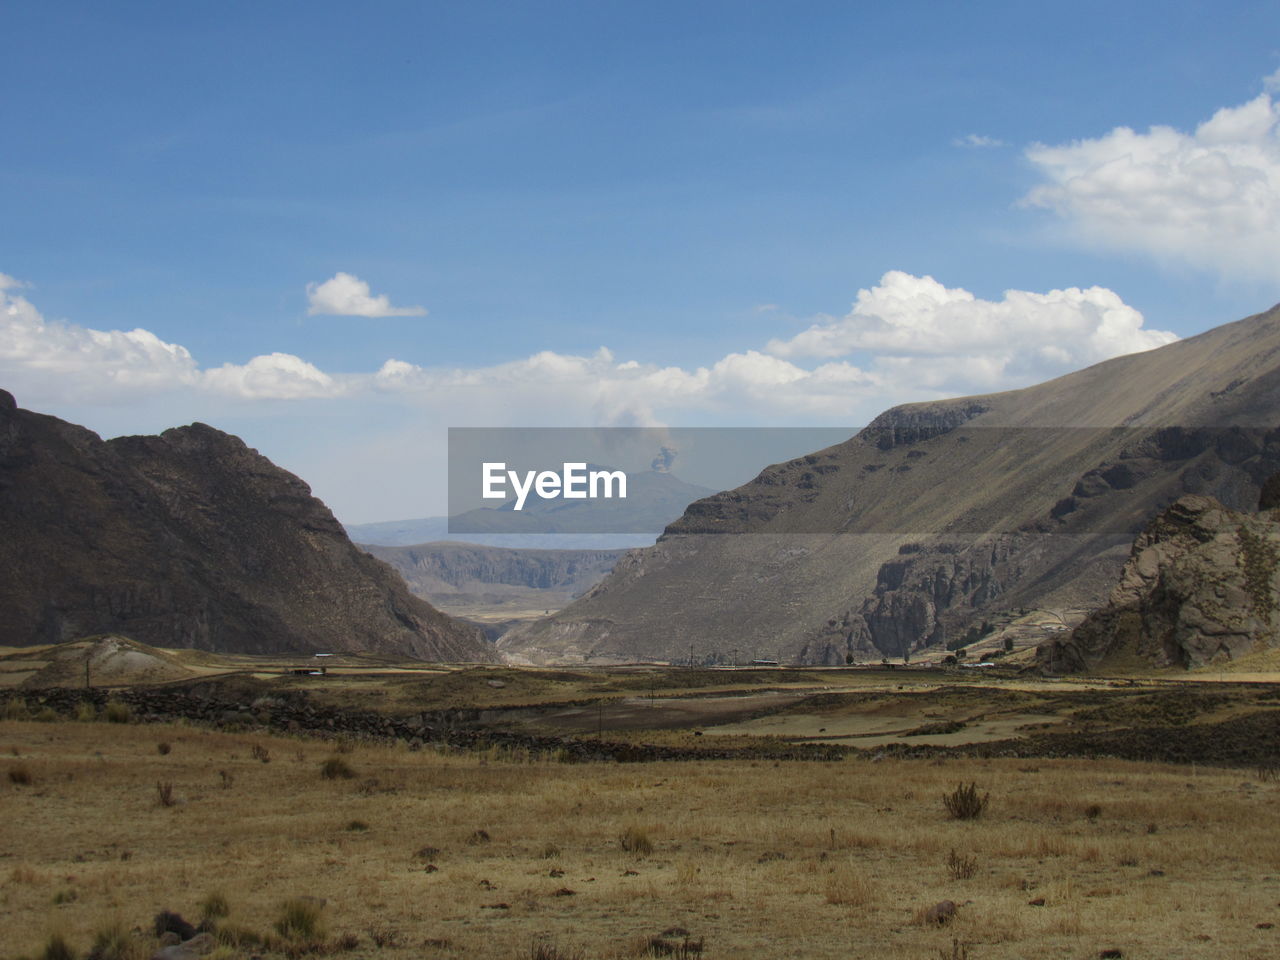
[
  {"xmin": 0, "ymin": 390, "xmax": 492, "ymax": 661},
  {"xmin": 499, "ymin": 305, "xmax": 1280, "ymax": 666},
  {"xmin": 362, "ymin": 541, "xmax": 627, "ymax": 616},
  {"xmin": 1040, "ymin": 485, "xmax": 1279, "ymax": 672}
]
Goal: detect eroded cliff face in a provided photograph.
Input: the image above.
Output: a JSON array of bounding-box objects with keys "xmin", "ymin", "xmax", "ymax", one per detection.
[
  {"xmin": 1039, "ymin": 490, "xmax": 1280, "ymax": 672},
  {"xmin": 0, "ymin": 390, "xmax": 492, "ymax": 661}
]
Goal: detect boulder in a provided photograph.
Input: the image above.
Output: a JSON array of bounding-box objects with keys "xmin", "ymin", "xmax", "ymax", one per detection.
[{"xmin": 1041, "ymin": 493, "xmax": 1279, "ymax": 671}]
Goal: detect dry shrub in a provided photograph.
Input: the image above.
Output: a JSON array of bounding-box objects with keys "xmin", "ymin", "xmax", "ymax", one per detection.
[
  {"xmin": 619, "ymin": 824, "xmax": 653, "ymax": 856},
  {"xmin": 320, "ymin": 757, "xmax": 356, "ymax": 780},
  {"xmin": 942, "ymin": 782, "xmax": 989, "ymax": 820},
  {"xmin": 938, "ymin": 939, "xmax": 970, "ymax": 960},
  {"xmin": 157, "ymin": 741, "xmax": 172, "ymax": 756},
  {"xmin": 9, "ymin": 763, "xmax": 32, "ymax": 785},
  {"xmin": 40, "ymin": 933, "xmax": 75, "ymax": 960},
  {"xmin": 3, "ymin": 699, "xmax": 30, "ymax": 720},
  {"xmin": 366, "ymin": 925, "xmax": 400, "ymax": 948},
  {"xmin": 526, "ymin": 941, "xmax": 585, "ymax": 960},
  {"xmin": 946, "ymin": 848, "xmax": 977, "ymax": 880},
  {"xmin": 74, "ymin": 701, "xmax": 97, "ymax": 722},
  {"xmin": 155, "ymin": 782, "xmax": 175, "ymax": 807},
  {"xmin": 251, "ymin": 743, "xmax": 271, "ymax": 763},
  {"xmin": 103, "ymin": 701, "xmax": 131, "ymax": 724}
]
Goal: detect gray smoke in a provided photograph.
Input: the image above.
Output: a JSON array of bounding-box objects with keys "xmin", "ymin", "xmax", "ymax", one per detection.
[{"xmin": 651, "ymin": 445, "xmax": 678, "ymax": 473}]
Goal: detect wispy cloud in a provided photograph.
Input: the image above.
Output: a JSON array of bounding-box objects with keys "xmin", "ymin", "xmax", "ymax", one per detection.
[
  {"xmin": 952, "ymin": 133, "xmax": 1005, "ymax": 148},
  {"xmin": 306, "ymin": 272, "xmax": 428, "ymax": 318}
]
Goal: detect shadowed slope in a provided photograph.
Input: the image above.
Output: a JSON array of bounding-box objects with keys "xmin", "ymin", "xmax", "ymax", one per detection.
[{"xmin": 0, "ymin": 391, "xmax": 492, "ymax": 661}]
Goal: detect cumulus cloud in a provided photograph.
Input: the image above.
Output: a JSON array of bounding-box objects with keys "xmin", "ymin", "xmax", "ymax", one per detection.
[
  {"xmin": 1023, "ymin": 79, "xmax": 1280, "ymax": 280},
  {"xmin": 0, "ymin": 278, "xmax": 200, "ymax": 400},
  {"xmin": 953, "ymin": 134, "xmax": 1005, "ymax": 148},
  {"xmin": 1, "ymin": 269, "xmax": 1174, "ymax": 424},
  {"xmin": 0, "ymin": 278, "xmax": 341, "ymax": 402},
  {"xmin": 306, "ymin": 272, "xmax": 428, "ymax": 318},
  {"xmin": 202, "ymin": 353, "xmax": 340, "ymax": 400},
  {"xmin": 766, "ymin": 270, "xmax": 1176, "ymax": 391}
]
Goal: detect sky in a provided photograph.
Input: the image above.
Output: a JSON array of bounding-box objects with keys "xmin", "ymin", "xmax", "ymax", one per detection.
[{"xmin": 4, "ymin": 1, "xmax": 1280, "ymax": 522}]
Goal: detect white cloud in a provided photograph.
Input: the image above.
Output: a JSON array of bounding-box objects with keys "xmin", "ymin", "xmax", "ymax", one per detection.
[
  {"xmin": 1, "ymin": 269, "xmax": 1173, "ymax": 426},
  {"xmin": 306, "ymin": 272, "xmax": 428, "ymax": 318},
  {"xmin": 0, "ymin": 280, "xmax": 200, "ymax": 400},
  {"xmin": 202, "ymin": 353, "xmax": 340, "ymax": 400},
  {"xmin": 953, "ymin": 134, "xmax": 1005, "ymax": 148},
  {"xmin": 0, "ymin": 280, "xmax": 341, "ymax": 402},
  {"xmin": 766, "ymin": 270, "xmax": 1176, "ymax": 391},
  {"xmin": 1023, "ymin": 79, "xmax": 1280, "ymax": 280}
]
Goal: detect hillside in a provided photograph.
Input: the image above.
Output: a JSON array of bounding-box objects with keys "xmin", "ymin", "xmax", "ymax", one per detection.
[
  {"xmin": 0, "ymin": 390, "xmax": 492, "ymax": 661},
  {"xmin": 500, "ymin": 304, "xmax": 1280, "ymax": 665}
]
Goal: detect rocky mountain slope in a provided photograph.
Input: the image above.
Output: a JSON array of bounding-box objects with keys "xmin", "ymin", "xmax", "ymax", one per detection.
[
  {"xmin": 500, "ymin": 305, "xmax": 1280, "ymax": 665},
  {"xmin": 0, "ymin": 390, "xmax": 492, "ymax": 660},
  {"xmin": 363, "ymin": 541, "xmax": 627, "ymax": 615},
  {"xmin": 1040, "ymin": 482, "xmax": 1280, "ymax": 672}
]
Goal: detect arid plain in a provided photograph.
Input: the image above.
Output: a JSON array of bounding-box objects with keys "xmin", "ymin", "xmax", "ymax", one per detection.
[{"xmin": 5, "ymin": 649, "xmax": 1280, "ymax": 960}]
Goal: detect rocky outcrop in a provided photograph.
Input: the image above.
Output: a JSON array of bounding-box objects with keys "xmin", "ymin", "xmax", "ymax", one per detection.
[
  {"xmin": 1040, "ymin": 488, "xmax": 1280, "ymax": 672},
  {"xmin": 0, "ymin": 391, "xmax": 492, "ymax": 661}
]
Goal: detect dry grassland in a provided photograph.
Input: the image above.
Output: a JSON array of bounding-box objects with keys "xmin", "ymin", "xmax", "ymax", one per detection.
[{"xmin": 3, "ymin": 717, "xmax": 1279, "ymax": 959}]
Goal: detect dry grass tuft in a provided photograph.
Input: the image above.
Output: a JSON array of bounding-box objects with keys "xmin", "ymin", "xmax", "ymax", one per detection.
[
  {"xmin": 9, "ymin": 762, "xmax": 33, "ymax": 785},
  {"xmin": 619, "ymin": 824, "xmax": 654, "ymax": 856},
  {"xmin": 155, "ymin": 781, "xmax": 176, "ymax": 807},
  {"xmin": 274, "ymin": 897, "xmax": 326, "ymax": 941},
  {"xmin": 943, "ymin": 782, "xmax": 989, "ymax": 820},
  {"xmin": 200, "ymin": 891, "xmax": 231, "ymax": 925},
  {"xmin": 87, "ymin": 919, "xmax": 140, "ymax": 960},
  {"xmin": 823, "ymin": 860, "xmax": 874, "ymax": 906},
  {"xmin": 526, "ymin": 942, "xmax": 584, "ymax": 960}
]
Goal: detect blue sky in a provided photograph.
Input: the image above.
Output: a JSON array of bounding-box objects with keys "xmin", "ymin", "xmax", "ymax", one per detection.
[{"xmin": 4, "ymin": 1, "xmax": 1280, "ymax": 521}]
